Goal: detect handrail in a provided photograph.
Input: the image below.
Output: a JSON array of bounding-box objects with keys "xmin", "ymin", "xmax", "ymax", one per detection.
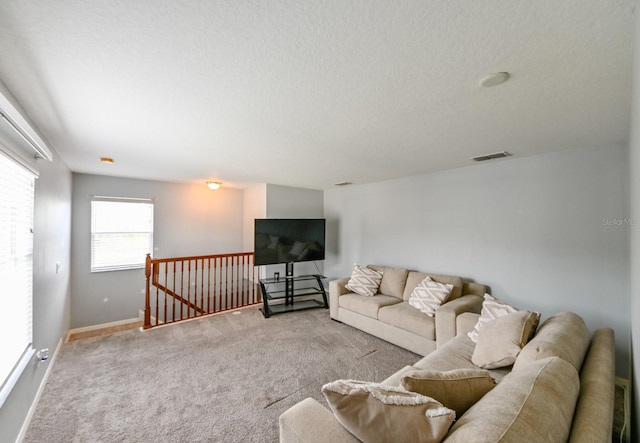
[{"xmin": 144, "ymin": 252, "xmax": 261, "ymax": 329}]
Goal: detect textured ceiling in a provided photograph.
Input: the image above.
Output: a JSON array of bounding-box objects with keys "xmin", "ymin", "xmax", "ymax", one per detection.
[{"xmin": 0, "ymin": 0, "xmax": 634, "ymax": 189}]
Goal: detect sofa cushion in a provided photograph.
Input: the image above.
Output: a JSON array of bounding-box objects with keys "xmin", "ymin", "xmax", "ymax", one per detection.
[
  {"xmin": 339, "ymin": 293, "xmax": 401, "ymax": 319},
  {"xmin": 408, "ymin": 277, "xmax": 453, "ymax": 317},
  {"xmin": 445, "ymin": 357, "xmax": 580, "ymax": 443},
  {"xmin": 400, "ymin": 368, "xmax": 496, "ymax": 417},
  {"xmin": 367, "ymin": 265, "xmax": 408, "ymax": 299},
  {"xmin": 344, "ymin": 265, "xmax": 383, "ymax": 296},
  {"xmin": 403, "ymin": 272, "xmax": 463, "ymax": 302},
  {"xmin": 471, "ymin": 310, "xmax": 540, "ymax": 369},
  {"xmin": 378, "ymin": 302, "xmax": 436, "ymax": 339},
  {"xmin": 468, "ymin": 294, "xmax": 539, "ymax": 343},
  {"xmin": 322, "ymin": 380, "xmax": 455, "ymax": 443},
  {"xmin": 413, "ymin": 334, "xmax": 512, "ymax": 383},
  {"xmin": 513, "ymin": 311, "xmax": 590, "ymax": 373}
]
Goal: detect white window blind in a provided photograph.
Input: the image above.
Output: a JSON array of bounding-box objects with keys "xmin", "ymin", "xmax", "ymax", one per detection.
[
  {"xmin": 0, "ymin": 150, "xmax": 35, "ymax": 408},
  {"xmin": 90, "ymin": 198, "xmax": 154, "ymax": 272}
]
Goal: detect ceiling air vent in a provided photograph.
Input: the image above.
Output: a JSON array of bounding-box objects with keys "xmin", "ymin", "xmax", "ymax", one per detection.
[
  {"xmin": 471, "ymin": 151, "xmax": 512, "ymax": 162},
  {"xmin": 333, "ymin": 181, "xmax": 353, "ymax": 186}
]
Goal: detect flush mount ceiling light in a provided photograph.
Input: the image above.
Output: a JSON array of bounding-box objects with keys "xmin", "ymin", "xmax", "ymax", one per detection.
[
  {"xmin": 207, "ymin": 181, "xmax": 222, "ymax": 190},
  {"xmin": 100, "ymin": 157, "xmax": 114, "ymax": 164},
  {"xmin": 479, "ymin": 72, "xmax": 510, "ymax": 87}
]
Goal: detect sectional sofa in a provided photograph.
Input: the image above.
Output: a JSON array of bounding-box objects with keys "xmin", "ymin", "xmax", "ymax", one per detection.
[
  {"xmin": 280, "ymin": 310, "xmax": 615, "ymax": 442},
  {"xmin": 279, "ymin": 265, "xmax": 615, "ymax": 442}
]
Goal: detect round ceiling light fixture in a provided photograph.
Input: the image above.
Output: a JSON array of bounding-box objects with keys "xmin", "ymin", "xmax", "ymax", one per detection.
[
  {"xmin": 207, "ymin": 181, "xmax": 222, "ymax": 190},
  {"xmin": 479, "ymin": 72, "xmax": 510, "ymax": 87}
]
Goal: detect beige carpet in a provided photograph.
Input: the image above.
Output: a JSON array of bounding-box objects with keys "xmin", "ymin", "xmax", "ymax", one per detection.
[{"xmin": 24, "ymin": 307, "xmax": 419, "ymax": 443}]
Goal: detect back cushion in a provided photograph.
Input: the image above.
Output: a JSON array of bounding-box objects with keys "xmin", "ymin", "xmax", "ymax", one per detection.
[
  {"xmin": 462, "ymin": 281, "xmax": 486, "ymax": 297},
  {"xmin": 403, "ymin": 272, "xmax": 463, "ymax": 302},
  {"xmin": 367, "ymin": 266, "xmax": 408, "ymax": 299},
  {"xmin": 513, "ymin": 311, "xmax": 590, "ymax": 372},
  {"xmin": 445, "ymin": 357, "xmax": 580, "ymax": 443}
]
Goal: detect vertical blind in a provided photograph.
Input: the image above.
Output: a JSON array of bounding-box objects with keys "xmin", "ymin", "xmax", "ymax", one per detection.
[
  {"xmin": 90, "ymin": 198, "xmax": 154, "ymax": 272},
  {"xmin": 0, "ymin": 150, "xmax": 35, "ymax": 407}
]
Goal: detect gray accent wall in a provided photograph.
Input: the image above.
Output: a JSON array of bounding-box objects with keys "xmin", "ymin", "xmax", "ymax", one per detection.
[
  {"xmin": 324, "ymin": 144, "xmax": 630, "ymax": 378},
  {"xmin": 0, "ymin": 151, "xmax": 72, "ymax": 443},
  {"xmin": 70, "ymin": 174, "xmax": 244, "ymax": 328}
]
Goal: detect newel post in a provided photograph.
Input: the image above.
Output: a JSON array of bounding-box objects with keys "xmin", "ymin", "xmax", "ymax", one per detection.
[{"xmin": 144, "ymin": 253, "xmax": 152, "ymax": 329}]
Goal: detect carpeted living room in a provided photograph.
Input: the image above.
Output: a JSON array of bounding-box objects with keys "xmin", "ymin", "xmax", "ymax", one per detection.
[{"xmin": 0, "ymin": 1, "xmax": 638, "ymax": 442}]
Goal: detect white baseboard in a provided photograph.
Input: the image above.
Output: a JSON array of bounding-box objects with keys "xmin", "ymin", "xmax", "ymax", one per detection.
[
  {"xmin": 15, "ymin": 337, "xmax": 63, "ymax": 443},
  {"xmin": 65, "ymin": 316, "xmax": 141, "ymax": 342}
]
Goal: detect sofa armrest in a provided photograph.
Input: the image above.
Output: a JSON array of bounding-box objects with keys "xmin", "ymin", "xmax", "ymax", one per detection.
[
  {"xmin": 435, "ymin": 294, "xmax": 483, "ymax": 347},
  {"xmin": 456, "ymin": 312, "xmax": 480, "ymax": 335},
  {"xmin": 568, "ymin": 328, "xmax": 615, "ymax": 443},
  {"xmin": 329, "ymin": 278, "xmax": 350, "ymax": 319},
  {"xmin": 279, "ymin": 397, "xmax": 359, "ymax": 443}
]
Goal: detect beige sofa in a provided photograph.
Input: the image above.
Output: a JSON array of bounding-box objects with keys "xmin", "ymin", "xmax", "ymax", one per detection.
[
  {"xmin": 280, "ymin": 311, "xmax": 615, "ymax": 442},
  {"xmin": 329, "ymin": 265, "xmax": 486, "ymax": 355}
]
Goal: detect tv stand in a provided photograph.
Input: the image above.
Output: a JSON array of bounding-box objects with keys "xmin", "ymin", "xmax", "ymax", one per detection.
[{"xmin": 259, "ymin": 265, "xmax": 328, "ymax": 318}]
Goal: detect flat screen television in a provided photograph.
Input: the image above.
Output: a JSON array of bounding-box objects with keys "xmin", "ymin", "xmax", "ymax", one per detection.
[{"xmin": 254, "ymin": 218, "xmax": 326, "ymax": 266}]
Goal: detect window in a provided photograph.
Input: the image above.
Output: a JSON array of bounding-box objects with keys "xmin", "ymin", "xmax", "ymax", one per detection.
[
  {"xmin": 90, "ymin": 197, "xmax": 154, "ymax": 272},
  {"xmin": 0, "ymin": 151, "xmax": 35, "ymax": 407}
]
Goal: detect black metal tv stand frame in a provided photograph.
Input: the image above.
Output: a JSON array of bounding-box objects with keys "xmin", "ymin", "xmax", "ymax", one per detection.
[{"xmin": 259, "ymin": 263, "xmax": 328, "ymax": 318}]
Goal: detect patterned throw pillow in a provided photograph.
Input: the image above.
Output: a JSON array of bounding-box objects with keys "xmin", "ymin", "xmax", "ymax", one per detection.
[
  {"xmin": 408, "ymin": 276, "xmax": 454, "ymax": 316},
  {"xmin": 345, "ymin": 265, "xmax": 383, "ymax": 296},
  {"xmin": 467, "ymin": 294, "xmax": 537, "ymax": 343}
]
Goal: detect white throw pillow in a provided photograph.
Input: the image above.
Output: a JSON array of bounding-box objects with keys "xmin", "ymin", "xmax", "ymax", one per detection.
[
  {"xmin": 467, "ymin": 294, "xmax": 518, "ymax": 343},
  {"xmin": 471, "ymin": 310, "xmax": 540, "ymax": 369},
  {"xmin": 408, "ymin": 276, "xmax": 453, "ymax": 316},
  {"xmin": 345, "ymin": 264, "xmax": 383, "ymax": 296}
]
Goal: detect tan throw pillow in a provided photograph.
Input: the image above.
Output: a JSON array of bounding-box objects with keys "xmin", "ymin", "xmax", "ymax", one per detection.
[
  {"xmin": 345, "ymin": 265, "xmax": 383, "ymax": 296},
  {"xmin": 471, "ymin": 310, "xmax": 541, "ymax": 369},
  {"xmin": 408, "ymin": 276, "xmax": 454, "ymax": 316},
  {"xmin": 467, "ymin": 294, "xmax": 518, "ymax": 343},
  {"xmin": 322, "ymin": 380, "xmax": 455, "ymax": 443},
  {"xmin": 400, "ymin": 368, "xmax": 496, "ymax": 417}
]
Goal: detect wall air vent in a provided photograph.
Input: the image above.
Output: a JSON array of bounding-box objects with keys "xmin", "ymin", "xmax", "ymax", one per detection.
[{"xmin": 471, "ymin": 151, "xmax": 512, "ymax": 162}]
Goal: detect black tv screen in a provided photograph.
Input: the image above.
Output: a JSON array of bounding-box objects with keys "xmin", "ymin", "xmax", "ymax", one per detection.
[{"xmin": 254, "ymin": 218, "xmax": 326, "ymax": 266}]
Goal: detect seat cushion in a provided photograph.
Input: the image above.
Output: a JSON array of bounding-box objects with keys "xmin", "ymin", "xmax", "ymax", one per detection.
[
  {"xmin": 403, "ymin": 272, "xmax": 463, "ymax": 302},
  {"xmin": 339, "ymin": 293, "xmax": 401, "ymax": 319},
  {"xmin": 378, "ymin": 302, "xmax": 436, "ymax": 339}
]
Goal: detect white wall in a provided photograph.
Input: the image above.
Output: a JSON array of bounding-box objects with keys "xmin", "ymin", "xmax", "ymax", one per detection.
[
  {"xmin": 243, "ymin": 183, "xmax": 267, "ymax": 253},
  {"xmin": 325, "ymin": 145, "xmax": 630, "ymax": 377},
  {"xmin": 0, "ymin": 150, "xmax": 72, "ymax": 443},
  {"xmin": 265, "ymin": 184, "xmax": 325, "ymax": 276},
  {"xmin": 70, "ymin": 174, "xmax": 244, "ymax": 328}
]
